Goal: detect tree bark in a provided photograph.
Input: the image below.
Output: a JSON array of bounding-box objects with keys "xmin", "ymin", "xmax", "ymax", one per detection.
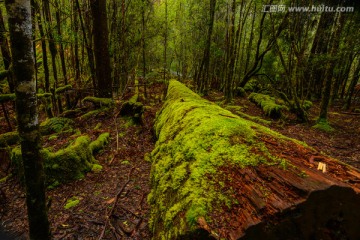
[
  {"xmin": 90, "ymin": 0, "xmax": 112, "ymax": 98},
  {"xmin": 5, "ymin": 0, "xmax": 50, "ymax": 239}
]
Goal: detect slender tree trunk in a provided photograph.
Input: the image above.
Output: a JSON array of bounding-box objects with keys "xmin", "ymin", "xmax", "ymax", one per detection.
[
  {"xmin": 0, "ymin": 9, "xmax": 14, "ymax": 93},
  {"xmin": 5, "ymin": 0, "xmax": 50, "ymax": 239},
  {"xmin": 318, "ymin": 13, "xmax": 345, "ymax": 121},
  {"xmin": 54, "ymin": 0, "xmax": 71, "ymax": 109},
  {"xmin": 91, "ymin": 0, "xmax": 112, "ymax": 98},
  {"xmin": 42, "ymin": 0, "xmax": 62, "ymax": 114},
  {"xmin": 34, "ymin": 0, "xmax": 53, "ymax": 118},
  {"xmin": 75, "ymin": 0, "xmax": 96, "ymax": 93}
]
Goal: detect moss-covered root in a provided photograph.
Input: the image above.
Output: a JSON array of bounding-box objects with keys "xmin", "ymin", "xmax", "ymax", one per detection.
[
  {"xmin": 0, "ymin": 131, "xmax": 19, "ymax": 147},
  {"xmin": 89, "ymin": 132, "xmax": 110, "ymax": 154},
  {"xmin": 248, "ymin": 93, "xmax": 286, "ymax": 118},
  {"xmin": 11, "ymin": 133, "xmax": 110, "ymax": 187},
  {"xmin": 82, "ymin": 96, "xmax": 114, "ymax": 108},
  {"xmin": 0, "ymin": 93, "xmax": 16, "ymax": 103}
]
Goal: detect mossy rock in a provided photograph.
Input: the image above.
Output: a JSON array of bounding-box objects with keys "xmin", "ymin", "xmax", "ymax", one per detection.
[
  {"xmin": 0, "ymin": 131, "xmax": 19, "ymax": 147},
  {"xmin": 40, "ymin": 117, "xmax": 74, "ymax": 135},
  {"xmin": 248, "ymin": 93, "xmax": 286, "ymax": 118},
  {"xmin": 149, "ymin": 80, "xmax": 301, "ymax": 239},
  {"xmin": 11, "ymin": 133, "xmax": 109, "ymax": 186}
]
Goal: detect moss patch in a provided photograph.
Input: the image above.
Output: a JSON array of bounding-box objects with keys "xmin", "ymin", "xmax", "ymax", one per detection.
[
  {"xmin": 89, "ymin": 132, "xmax": 110, "ymax": 154},
  {"xmin": 313, "ymin": 118, "xmax": 334, "ymax": 132},
  {"xmin": 55, "ymin": 85, "xmax": 72, "ymax": 94},
  {"xmin": 149, "ymin": 80, "xmax": 297, "ymax": 239},
  {"xmin": 64, "ymin": 197, "xmax": 80, "ymax": 209}
]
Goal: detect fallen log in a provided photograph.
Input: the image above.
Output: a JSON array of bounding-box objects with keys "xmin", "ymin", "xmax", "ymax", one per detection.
[{"xmin": 148, "ymin": 80, "xmax": 360, "ymax": 240}]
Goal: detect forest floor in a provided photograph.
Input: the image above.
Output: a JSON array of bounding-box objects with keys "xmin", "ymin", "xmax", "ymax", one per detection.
[{"xmin": 0, "ymin": 81, "xmax": 359, "ymax": 239}]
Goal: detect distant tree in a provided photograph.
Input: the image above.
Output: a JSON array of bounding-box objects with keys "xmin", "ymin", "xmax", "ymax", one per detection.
[{"xmin": 5, "ymin": 0, "xmax": 51, "ymax": 239}]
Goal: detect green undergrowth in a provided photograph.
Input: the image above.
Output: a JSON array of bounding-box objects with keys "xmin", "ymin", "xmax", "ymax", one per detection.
[
  {"xmin": 148, "ymin": 80, "xmax": 302, "ymax": 239},
  {"xmin": 249, "ymin": 93, "xmax": 286, "ymax": 118},
  {"xmin": 313, "ymin": 118, "xmax": 334, "ymax": 132},
  {"xmin": 40, "ymin": 117, "xmax": 74, "ymax": 135},
  {"xmin": 11, "ymin": 133, "xmax": 110, "ymax": 187}
]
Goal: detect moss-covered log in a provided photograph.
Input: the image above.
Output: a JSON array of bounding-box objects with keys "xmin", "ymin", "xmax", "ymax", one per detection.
[
  {"xmin": 248, "ymin": 93, "xmax": 286, "ymax": 118},
  {"xmin": 148, "ymin": 80, "xmax": 360, "ymax": 240},
  {"xmin": 0, "ymin": 131, "xmax": 19, "ymax": 147},
  {"xmin": 11, "ymin": 133, "xmax": 110, "ymax": 187}
]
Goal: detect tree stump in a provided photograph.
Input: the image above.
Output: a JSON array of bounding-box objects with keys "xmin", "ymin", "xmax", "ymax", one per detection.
[{"xmin": 148, "ymin": 80, "xmax": 360, "ymax": 240}]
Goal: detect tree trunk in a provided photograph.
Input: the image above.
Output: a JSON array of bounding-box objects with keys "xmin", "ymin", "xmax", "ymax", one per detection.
[
  {"xmin": 90, "ymin": 0, "xmax": 112, "ymax": 98},
  {"xmin": 149, "ymin": 80, "xmax": 360, "ymax": 240},
  {"xmin": 5, "ymin": 0, "xmax": 50, "ymax": 239},
  {"xmin": 0, "ymin": 9, "xmax": 14, "ymax": 93}
]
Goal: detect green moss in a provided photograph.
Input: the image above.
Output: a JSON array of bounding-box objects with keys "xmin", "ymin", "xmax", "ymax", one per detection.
[
  {"xmin": 55, "ymin": 85, "xmax": 72, "ymax": 94},
  {"xmin": 82, "ymin": 97, "xmax": 114, "ymax": 108},
  {"xmin": 40, "ymin": 117, "xmax": 74, "ymax": 135},
  {"xmin": 0, "ymin": 131, "xmax": 19, "ymax": 147},
  {"xmin": 64, "ymin": 197, "xmax": 80, "ymax": 209},
  {"xmin": 80, "ymin": 107, "xmax": 110, "ymax": 120},
  {"xmin": 234, "ymin": 87, "xmax": 246, "ymax": 97},
  {"xmin": 0, "ymin": 93, "xmax": 15, "ymax": 103},
  {"xmin": 91, "ymin": 164, "xmax": 103, "ymax": 172},
  {"xmin": 37, "ymin": 93, "xmax": 52, "ymax": 99},
  {"xmin": 94, "ymin": 123, "xmax": 102, "ymax": 130},
  {"xmin": 313, "ymin": 118, "xmax": 334, "ymax": 132},
  {"xmin": 249, "ymin": 93, "xmax": 286, "ymax": 118},
  {"xmin": 89, "ymin": 132, "xmax": 110, "ymax": 154},
  {"xmin": 225, "ymin": 105, "xmax": 271, "ymax": 125},
  {"xmin": 149, "ymin": 80, "xmax": 297, "ymax": 239},
  {"xmin": 48, "ymin": 135, "xmax": 58, "ymax": 141}
]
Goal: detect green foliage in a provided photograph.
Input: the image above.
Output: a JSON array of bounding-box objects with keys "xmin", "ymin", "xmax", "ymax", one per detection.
[
  {"xmin": 0, "ymin": 131, "xmax": 19, "ymax": 147},
  {"xmin": 40, "ymin": 117, "xmax": 74, "ymax": 135},
  {"xmin": 149, "ymin": 80, "xmax": 297, "ymax": 238},
  {"xmin": 249, "ymin": 93, "xmax": 286, "ymax": 118},
  {"xmin": 0, "ymin": 93, "xmax": 15, "ymax": 103},
  {"xmin": 313, "ymin": 118, "xmax": 334, "ymax": 132},
  {"xmin": 11, "ymin": 133, "xmax": 109, "ymax": 186}
]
